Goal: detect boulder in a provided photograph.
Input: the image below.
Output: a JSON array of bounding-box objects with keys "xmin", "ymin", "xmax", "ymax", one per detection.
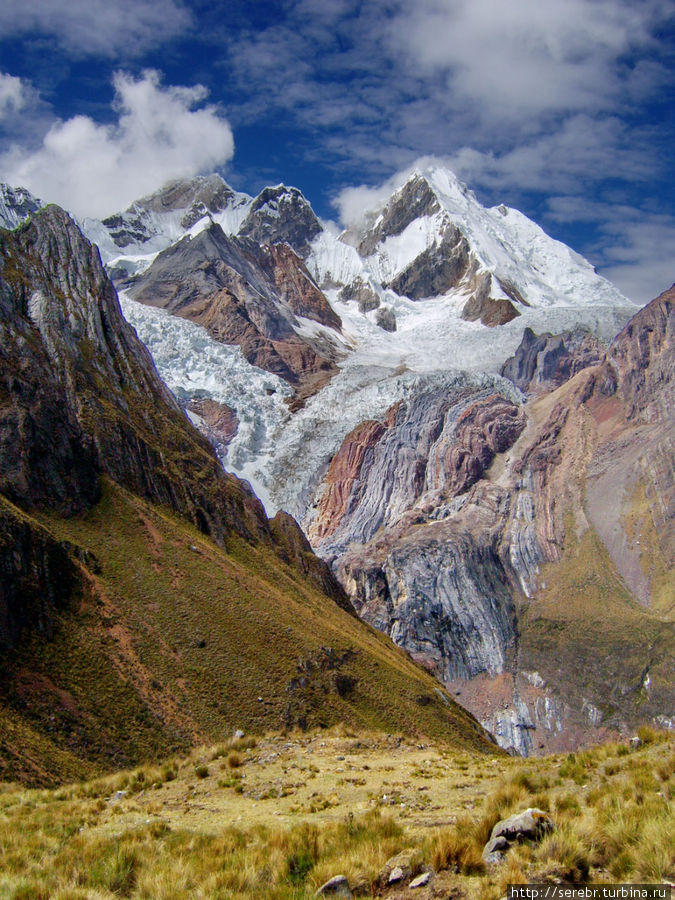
[
  {"xmin": 410, "ymin": 870, "xmax": 433, "ymax": 888},
  {"xmin": 315, "ymin": 874, "xmax": 352, "ymax": 897},
  {"xmin": 481, "ymin": 835, "xmax": 510, "ymax": 865},
  {"xmin": 490, "ymin": 807, "xmax": 554, "ymax": 845},
  {"xmin": 379, "ymin": 848, "xmax": 417, "ymax": 886}
]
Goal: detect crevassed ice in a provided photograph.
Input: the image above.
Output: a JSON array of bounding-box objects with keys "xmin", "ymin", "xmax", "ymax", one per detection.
[{"xmin": 119, "ymin": 293, "xmax": 292, "ymax": 508}]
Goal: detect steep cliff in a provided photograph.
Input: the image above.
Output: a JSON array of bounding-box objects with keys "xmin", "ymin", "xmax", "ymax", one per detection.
[{"xmin": 309, "ymin": 292, "xmax": 674, "ymax": 754}]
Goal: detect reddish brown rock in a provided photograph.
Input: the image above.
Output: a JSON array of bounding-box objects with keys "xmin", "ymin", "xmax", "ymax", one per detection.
[
  {"xmin": 123, "ymin": 223, "xmax": 342, "ymax": 402},
  {"xmin": 309, "ymin": 420, "xmax": 388, "ymax": 543},
  {"xmin": 461, "ymin": 273, "xmax": 521, "ymax": 326},
  {"xmin": 267, "ymin": 243, "xmax": 342, "ymax": 331},
  {"xmin": 187, "ymin": 399, "xmax": 239, "ymax": 449}
]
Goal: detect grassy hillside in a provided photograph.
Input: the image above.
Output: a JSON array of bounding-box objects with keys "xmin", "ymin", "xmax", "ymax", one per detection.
[
  {"xmin": 0, "ymin": 727, "xmax": 671, "ymax": 899},
  {"xmin": 0, "ymin": 480, "xmax": 493, "ymax": 786},
  {"xmin": 519, "ymin": 518, "xmax": 674, "ymax": 734}
]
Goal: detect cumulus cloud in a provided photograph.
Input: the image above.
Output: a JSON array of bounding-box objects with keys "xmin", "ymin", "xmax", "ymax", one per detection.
[
  {"xmin": 0, "ymin": 71, "xmax": 234, "ymax": 218},
  {"xmin": 0, "ymin": 0, "xmax": 191, "ymax": 57},
  {"xmin": 601, "ymin": 215, "xmax": 675, "ymax": 304},
  {"xmin": 0, "ymin": 74, "xmax": 26, "ymax": 118}
]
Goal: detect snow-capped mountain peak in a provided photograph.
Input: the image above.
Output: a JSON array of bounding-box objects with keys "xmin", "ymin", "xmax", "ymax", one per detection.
[
  {"xmin": 309, "ymin": 161, "xmax": 634, "ymax": 330},
  {"xmin": 238, "ymin": 183, "xmax": 323, "ymax": 256},
  {"xmin": 82, "ymin": 174, "xmax": 253, "ymax": 267}
]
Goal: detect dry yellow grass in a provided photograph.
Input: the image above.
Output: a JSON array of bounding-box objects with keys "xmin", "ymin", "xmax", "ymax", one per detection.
[{"xmin": 0, "ymin": 727, "xmax": 672, "ymax": 899}]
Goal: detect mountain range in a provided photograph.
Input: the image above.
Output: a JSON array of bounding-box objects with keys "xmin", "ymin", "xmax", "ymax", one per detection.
[{"xmin": 0, "ymin": 166, "xmax": 671, "ymax": 773}]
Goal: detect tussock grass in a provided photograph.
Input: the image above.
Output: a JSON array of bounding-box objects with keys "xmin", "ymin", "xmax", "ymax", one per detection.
[{"xmin": 0, "ymin": 729, "xmax": 672, "ymax": 898}]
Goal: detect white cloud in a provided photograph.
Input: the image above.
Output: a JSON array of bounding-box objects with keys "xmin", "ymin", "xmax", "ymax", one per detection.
[
  {"xmin": 0, "ymin": 74, "xmax": 26, "ymax": 118},
  {"xmin": 443, "ymin": 116, "xmax": 656, "ymax": 193},
  {"xmin": 388, "ymin": 0, "xmax": 662, "ymax": 121},
  {"xmin": 0, "ymin": 0, "xmax": 191, "ymax": 57},
  {"xmin": 597, "ymin": 214, "xmax": 675, "ymax": 306},
  {"xmin": 0, "ymin": 71, "xmax": 234, "ymax": 218}
]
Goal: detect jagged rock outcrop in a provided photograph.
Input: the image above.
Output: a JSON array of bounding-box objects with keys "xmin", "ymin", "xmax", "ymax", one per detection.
[
  {"xmin": 501, "ymin": 326, "xmax": 605, "ymax": 394},
  {"xmin": 608, "ymin": 284, "xmax": 674, "ymax": 423},
  {"xmin": 0, "ymin": 184, "xmax": 42, "ymax": 230},
  {"xmin": 342, "ymin": 174, "xmax": 440, "ymax": 257},
  {"xmin": 238, "ymin": 185, "xmax": 322, "ymax": 257},
  {"xmin": 460, "ymin": 272, "xmax": 522, "ymax": 326},
  {"xmin": 122, "ymin": 222, "xmax": 342, "ymax": 397}
]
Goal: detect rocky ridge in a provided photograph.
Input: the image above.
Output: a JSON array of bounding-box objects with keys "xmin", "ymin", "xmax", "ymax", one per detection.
[{"xmin": 0, "ymin": 206, "xmax": 349, "ymax": 648}]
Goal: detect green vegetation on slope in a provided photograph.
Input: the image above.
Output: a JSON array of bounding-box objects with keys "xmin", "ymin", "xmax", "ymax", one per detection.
[
  {"xmin": 519, "ymin": 519, "xmax": 674, "ymax": 729},
  {"xmin": 0, "ymin": 480, "xmax": 493, "ymax": 786}
]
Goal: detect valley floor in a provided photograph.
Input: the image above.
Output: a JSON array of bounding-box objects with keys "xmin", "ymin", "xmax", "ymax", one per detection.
[{"xmin": 0, "ymin": 727, "xmax": 672, "ymax": 899}]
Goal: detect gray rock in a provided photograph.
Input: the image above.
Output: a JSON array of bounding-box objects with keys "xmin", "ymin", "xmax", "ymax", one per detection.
[
  {"xmin": 375, "ymin": 306, "xmax": 396, "ymax": 332},
  {"xmin": 481, "ymin": 835, "xmax": 509, "ymax": 865},
  {"xmin": 490, "ymin": 808, "xmax": 554, "ymax": 844},
  {"xmin": 501, "ymin": 326, "xmax": 604, "ymax": 394},
  {"xmin": 380, "ymin": 849, "xmax": 415, "ymax": 885},
  {"xmin": 388, "ymin": 866, "xmax": 405, "ymax": 884},
  {"xmin": 238, "ymin": 184, "xmax": 322, "ymax": 257},
  {"xmin": 410, "ymin": 870, "xmax": 433, "ymax": 888},
  {"xmin": 315, "ymin": 874, "xmax": 352, "ymax": 897}
]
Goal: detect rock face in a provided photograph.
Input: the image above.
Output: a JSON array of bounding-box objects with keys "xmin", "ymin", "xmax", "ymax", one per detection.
[
  {"xmin": 187, "ymin": 398, "xmax": 239, "ymax": 454},
  {"xmin": 238, "ymin": 185, "xmax": 323, "ymax": 257},
  {"xmin": 0, "ymin": 184, "xmax": 42, "ymax": 230},
  {"xmin": 0, "ymin": 500, "xmax": 81, "ymax": 652},
  {"xmin": 308, "ymin": 293, "xmax": 675, "ymax": 754},
  {"xmin": 122, "ymin": 222, "xmax": 342, "ymax": 400},
  {"xmin": 309, "ymin": 390, "xmax": 526, "ymax": 551},
  {"xmin": 0, "ymin": 206, "xmax": 350, "ymax": 649},
  {"xmin": 0, "ymin": 206, "xmax": 268, "ymax": 544},
  {"xmin": 501, "ymin": 326, "xmax": 605, "ymax": 394}
]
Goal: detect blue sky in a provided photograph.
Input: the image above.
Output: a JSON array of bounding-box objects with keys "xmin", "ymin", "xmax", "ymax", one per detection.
[{"xmin": 0, "ymin": 0, "xmax": 673, "ymax": 303}]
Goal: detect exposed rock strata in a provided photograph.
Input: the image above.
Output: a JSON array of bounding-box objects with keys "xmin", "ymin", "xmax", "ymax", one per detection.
[{"xmin": 310, "ymin": 296, "xmax": 675, "ymax": 753}]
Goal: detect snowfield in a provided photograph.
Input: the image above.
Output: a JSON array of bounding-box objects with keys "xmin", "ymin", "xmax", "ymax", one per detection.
[{"xmin": 111, "ymin": 163, "xmax": 637, "ymax": 525}]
